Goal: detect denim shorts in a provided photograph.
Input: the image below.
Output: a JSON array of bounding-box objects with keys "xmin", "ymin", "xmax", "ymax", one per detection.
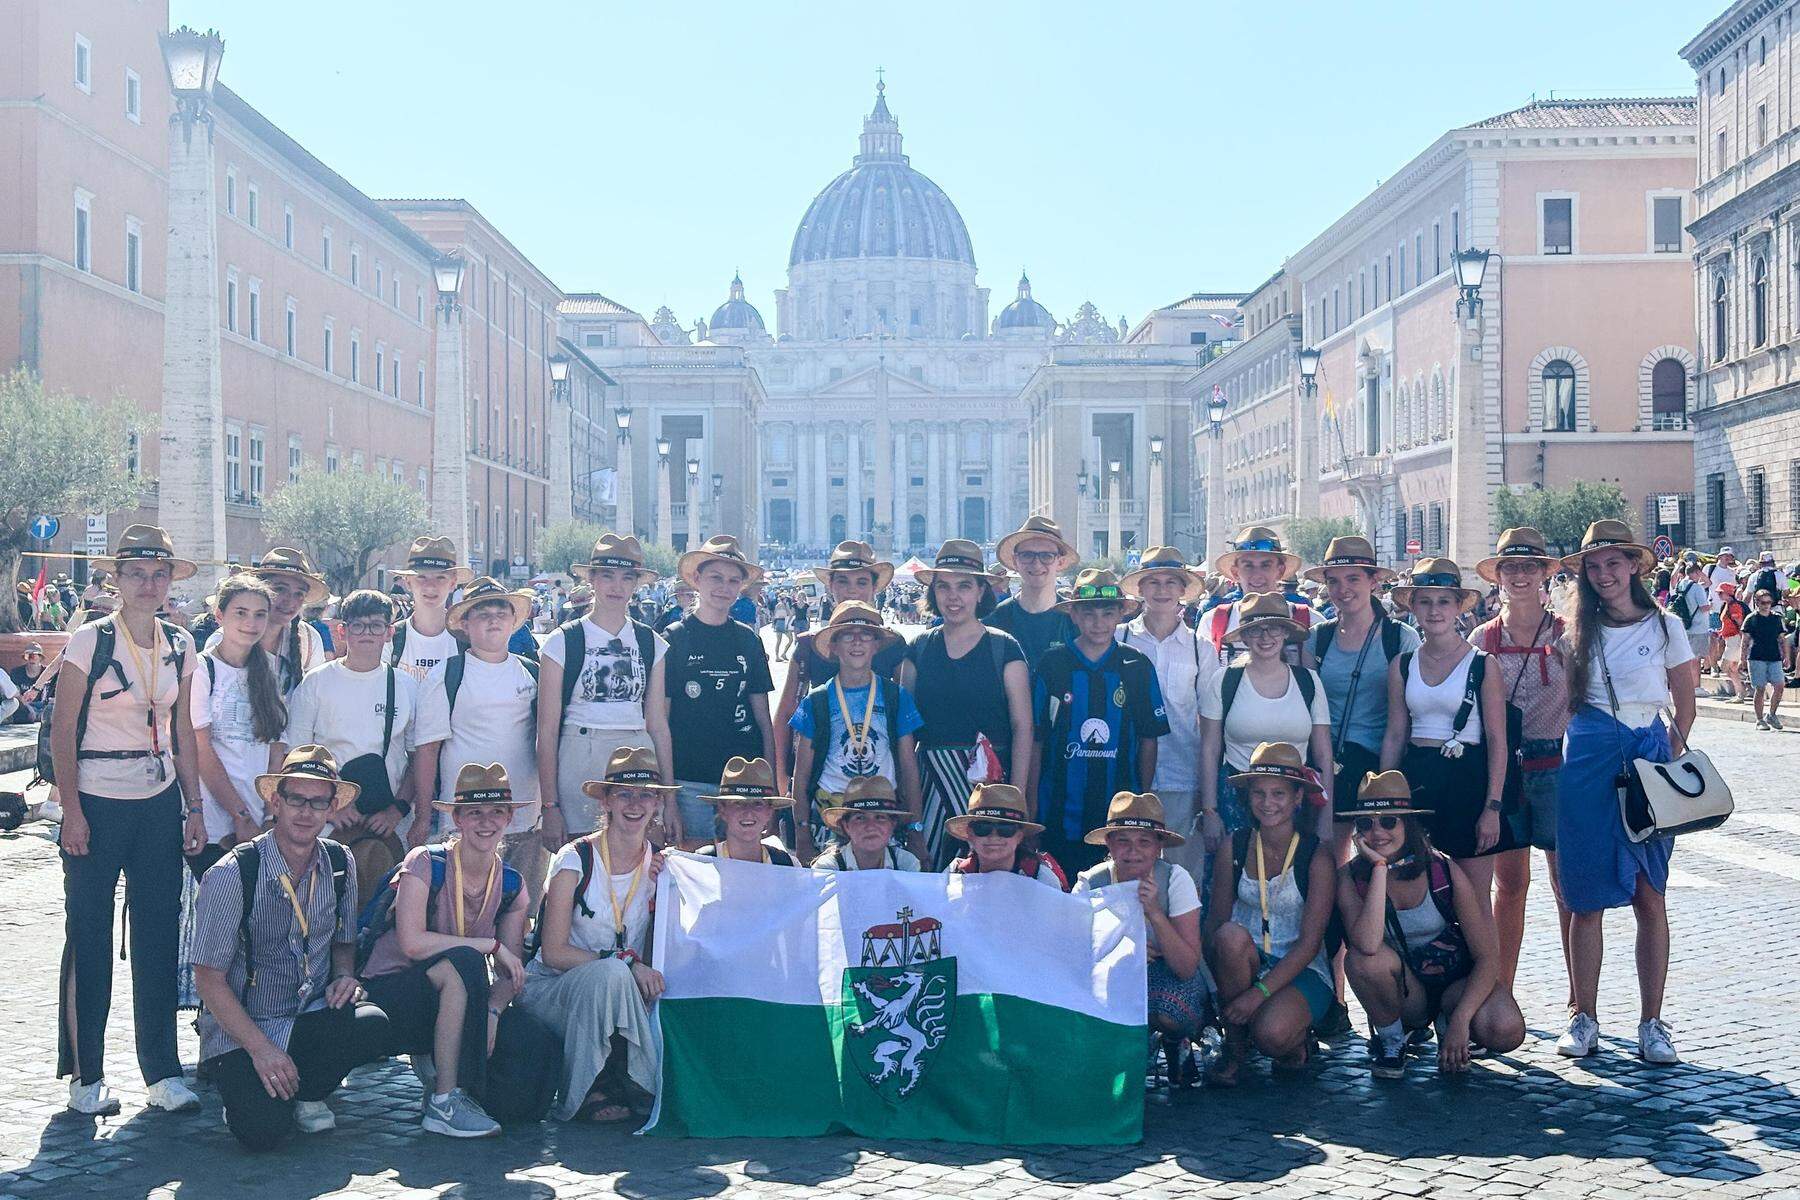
[
  {"xmin": 1521, "ymin": 766, "xmax": 1560, "ymax": 852},
  {"xmin": 1750, "ymin": 659, "xmax": 1786, "ymax": 690}
]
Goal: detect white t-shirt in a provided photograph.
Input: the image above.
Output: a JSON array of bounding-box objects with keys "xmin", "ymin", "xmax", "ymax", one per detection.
[
  {"xmin": 533, "ymin": 839, "xmax": 654, "ymax": 966},
  {"xmin": 1199, "ymin": 666, "xmax": 1331, "ymax": 772},
  {"xmin": 413, "ymin": 652, "xmax": 540, "ymax": 835},
  {"xmin": 390, "ymin": 618, "xmax": 459, "ymax": 684},
  {"xmin": 541, "ymin": 616, "xmax": 666, "ymax": 729},
  {"xmin": 1709, "ymin": 563, "xmax": 1740, "ymax": 590},
  {"xmin": 188, "ymin": 654, "xmax": 277, "ymax": 841},
  {"xmin": 206, "ymin": 620, "xmax": 324, "ymax": 692},
  {"xmin": 1120, "ymin": 616, "xmax": 1215, "ymax": 792},
  {"xmin": 1074, "ymin": 862, "xmax": 1200, "ymax": 954},
  {"xmin": 281, "ymin": 660, "xmax": 417, "ymax": 794},
  {"xmin": 1575, "ymin": 611, "xmax": 1694, "ymax": 728}
]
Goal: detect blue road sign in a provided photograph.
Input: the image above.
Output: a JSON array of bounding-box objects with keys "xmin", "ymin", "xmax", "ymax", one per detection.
[{"xmin": 30, "ymin": 515, "xmax": 59, "ymax": 541}]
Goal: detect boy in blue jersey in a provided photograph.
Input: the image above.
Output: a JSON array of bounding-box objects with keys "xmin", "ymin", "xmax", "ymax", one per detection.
[{"xmin": 1031, "ymin": 569, "xmax": 1169, "ymax": 875}]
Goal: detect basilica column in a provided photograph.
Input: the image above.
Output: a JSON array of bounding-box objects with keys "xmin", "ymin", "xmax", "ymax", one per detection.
[
  {"xmin": 988, "ymin": 422, "xmax": 1007, "ymax": 544},
  {"xmin": 873, "ymin": 408, "xmax": 892, "ymax": 552},
  {"xmin": 926, "ymin": 422, "xmax": 944, "ymax": 545},
  {"xmin": 795, "ymin": 429, "xmax": 813, "ymax": 550},
  {"xmin": 892, "ymin": 425, "xmax": 909, "ymax": 550},
  {"xmin": 847, "ymin": 425, "xmax": 864, "ymax": 541}
]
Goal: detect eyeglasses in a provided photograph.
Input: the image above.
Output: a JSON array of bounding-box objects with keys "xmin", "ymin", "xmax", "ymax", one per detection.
[
  {"xmin": 1353, "ymin": 816, "xmax": 1402, "ymax": 834},
  {"xmin": 1411, "ymin": 574, "xmax": 1463, "ymax": 588},
  {"xmin": 967, "ymin": 820, "xmax": 1020, "ymax": 838},
  {"xmin": 1014, "ymin": 550, "xmax": 1061, "ymax": 565},
  {"xmin": 343, "ymin": 620, "xmax": 389, "ymax": 636},
  {"xmin": 1074, "ymin": 584, "xmax": 1124, "ymax": 601},
  {"xmin": 276, "ymin": 789, "xmax": 336, "ymax": 813},
  {"xmin": 836, "ymin": 627, "xmax": 878, "ymax": 641}
]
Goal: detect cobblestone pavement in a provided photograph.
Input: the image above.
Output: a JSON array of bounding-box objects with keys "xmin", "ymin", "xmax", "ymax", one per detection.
[{"xmin": 3, "ymin": 714, "xmax": 1799, "ymax": 1199}]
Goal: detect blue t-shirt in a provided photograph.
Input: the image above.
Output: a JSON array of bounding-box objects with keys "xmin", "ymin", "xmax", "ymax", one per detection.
[
  {"xmin": 790, "ymin": 678, "xmax": 924, "ymax": 794},
  {"xmin": 1032, "ymin": 642, "xmax": 1169, "ymax": 847},
  {"xmin": 1305, "ymin": 617, "xmax": 1419, "ymax": 753},
  {"xmin": 730, "ymin": 596, "xmax": 759, "ymax": 625}
]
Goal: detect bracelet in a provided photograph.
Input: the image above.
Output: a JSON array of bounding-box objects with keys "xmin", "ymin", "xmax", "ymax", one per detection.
[
  {"xmin": 185, "ymin": 805, "xmax": 202, "ymax": 817},
  {"xmin": 487, "ymin": 1005, "xmax": 505, "ymax": 1017},
  {"xmin": 1253, "ymin": 980, "xmax": 1272, "ymax": 999},
  {"xmin": 616, "ymin": 948, "xmax": 640, "ymax": 966}
]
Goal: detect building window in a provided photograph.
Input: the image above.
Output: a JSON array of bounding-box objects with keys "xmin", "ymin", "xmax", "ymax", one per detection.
[
  {"xmin": 1719, "ymin": 130, "xmax": 1728, "ymax": 171},
  {"xmin": 1543, "ymin": 360, "xmax": 1577, "ymax": 431},
  {"xmin": 1707, "ymin": 472, "xmax": 1726, "ymax": 535},
  {"xmin": 391, "ymin": 353, "xmax": 400, "ymax": 397},
  {"xmin": 124, "ymin": 217, "xmax": 141, "ymax": 293},
  {"xmin": 325, "ymin": 445, "xmax": 339, "ymax": 474},
  {"xmin": 225, "ymin": 168, "xmax": 236, "ymax": 216},
  {"xmin": 1385, "ymin": 254, "xmax": 1393, "ymax": 302},
  {"xmin": 375, "ymin": 262, "xmax": 383, "ymax": 298},
  {"xmin": 247, "ymin": 280, "xmax": 261, "ymax": 340},
  {"xmin": 349, "ymin": 333, "xmax": 361, "ymax": 383},
  {"xmin": 225, "ymin": 270, "xmax": 238, "ymax": 333},
  {"xmin": 321, "ymin": 229, "xmax": 333, "ymax": 271},
  {"xmin": 374, "ymin": 345, "xmax": 384, "ymax": 389},
  {"xmin": 417, "ymin": 363, "xmax": 426, "ymax": 403},
  {"xmin": 1651, "ymin": 358, "xmax": 1687, "ymax": 430},
  {"xmin": 283, "ymin": 205, "xmax": 294, "ymax": 249},
  {"xmin": 1716, "ymin": 67, "xmax": 1726, "ymax": 96},
  {"xmin": 1749, "ymin": 467, "xmax": 1768, "ymax": 531},
  {"xmin": 349, "ymin": 247, "xmax": 361, "ymax": 287},
  {"xmin": 1713, "ymin": 275, "xmax": 1728, "ymax": 361},
  {"xmin": 288, "ymin": 435, "xmax": 303, "ymax": 482},
  {"xmin": 415, "ymin": 287, "xmax": 424, "ymax": 323},
  {"xmin": 74, "ymin": 191, "xmax": 91, "ymax": 272},
  {"xmin": 1759, "ymin": 104, "xmax": 1770, "ymax": 149},
  {"xmin": 1753, "ymin": 255, "xmax": 1769, "ymax": 346},
  {"xmin": 224, "ymin": 426, "xmax": 242, "ymax": 498},
  {"xmin": 246, "ymin": 182, "xmax": 259, "ymax": 229},
  {"xmin": 1652, "ymin": 196, "xmax": 1682, "ymax": 253},
  {"xmin": 285, "ymin": 299, "xmax": 297, "ymax": 356},
  {"xmin": 1414, "ymin": 233, "xmax": 1423, "ymax": 286},
  {"xmin": 124, "ymin": 68, "xmax": 140, "ymax": 122},
  {"xmin": 1432, "ymin": 222, "xmax": 1442, "ymax": 275},
  {"xmin": 74, "ymin": 35, "xmax": 91, "ymax": 91},
  {"xmin": 323, "ymin": 322, "xmax": 334, "ymax": 372},
  {"xmin": 1760, "ymin": 35, "xmax": 1768, "ymax": 66},
  {"xmin": 1541, "ymin": 197, "xmax": 1573, "ymax": 254},
  {"xmin": 248, "ymin": 430, "xmax": 265, "ymax": 500}
]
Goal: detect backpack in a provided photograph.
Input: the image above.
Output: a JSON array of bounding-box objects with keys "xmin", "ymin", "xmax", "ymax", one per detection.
[
  {"xmin": 1078, "ymin": 857, "xmax": 1174, "ymax": 909},
  {"xmin": 522, "ymin": 835, "xmax": 617, "ymax": 962},
  {"xmin": 444, "ymin": 649, "xmax": 540, "ymax": 719},
  {"xmin": 231, "ymin": 838, "xmax": 349, "ymax": 1000},
  {"xmin": 1229, "ymin": 827, "xmax": 1343, "ymax": 958},
  {"xmin": 916, "ymin": 626, "xmax": 1010, "ymax": 681},
  {"xmin": 41, "ymin": 616, "xmax": 189, "ymax": 786},
  {"xmin": 556, "ymin": 617, "xmax": 656, "ymax": 712},
  {"xmin": 1312, "ymin": 609, "xmax": 1403, "ymax": 664},
  {"xmin": 1398, "ymin": 649, "xmax": 1522, "ymax": 806},
  {"xmin": 1208, "ymin": 600, "xmax": 1313, "ymax": 661},
  {"xmin": 1354, "ymin": 853, "xmax": 1462, "ymax": 968},
  {"xmin": 1669, "ymin": 581, "xmax": 1697, "ymax": 626},
  {"xmin": 1219, "ymin": 663, "xmax": 1317, "ymax": 721},
  {"xmin": 389, "ymin": 619, "xmax": 469, "ymax": 670},
  {"xmin": 803, "ymin": 677, "xmax": 905, "ymax": 798},
  {"xmin": 354, "ymin": 845, "xmax": 523, "ymax": 977}
]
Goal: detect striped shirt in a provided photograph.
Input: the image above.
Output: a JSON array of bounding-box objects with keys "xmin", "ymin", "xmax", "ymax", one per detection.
[{"xmin": 191, "ymin": 833, "xmax": 359, "ymax": 1062}]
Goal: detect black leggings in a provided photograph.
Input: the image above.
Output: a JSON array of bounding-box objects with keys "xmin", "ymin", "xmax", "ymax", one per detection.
[
  {"xmin": 206, "ymin": 1003, "xmax": 391, "ymax": 1152},
  {"xmin": 362, "ymin": 946, "xmax": 491, "ymax": 1098}
]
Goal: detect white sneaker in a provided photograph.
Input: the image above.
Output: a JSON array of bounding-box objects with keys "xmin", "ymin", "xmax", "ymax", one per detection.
[
  {"xmin": 67, "ymin": 1078, "xmax": 120, "ymax": 1116},
  {"xmin": 145, "ymin": 1076, "xmax": 202, "ymax": 1113},
  {"xmin": 36, "ymin": 798, "xmax": 63, "ymax": 823},
  {"xmin": 1557, "ymin": 1012, "xmax": 1600, "ymax": 1058},
  {"xmin": 1638, "ymin": 1018, "xmax": 1679, "ymax": 1065},
  {"xmin": 293, "ymin": 1100, "xmax": 336, "ymax": 1133}
]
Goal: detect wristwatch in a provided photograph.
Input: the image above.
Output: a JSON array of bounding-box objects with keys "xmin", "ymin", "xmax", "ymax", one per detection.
[{"xmin": 1484, "ymin": 797, "xmax": 1504, "ymax": 813}]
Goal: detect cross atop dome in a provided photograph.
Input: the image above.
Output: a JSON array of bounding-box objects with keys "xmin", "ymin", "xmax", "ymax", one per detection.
[{"xmin": 858, "ymin": 73, "xmax": 906, "ymax": 165}]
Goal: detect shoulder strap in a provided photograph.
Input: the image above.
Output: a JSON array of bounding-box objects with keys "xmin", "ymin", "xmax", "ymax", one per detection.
[
  {"xmin": 805, "ymin": 686, "xmax": 832, "ymax": 797},
  {"xmin": 1381, "ymin": 616, "xmax": 1403, "ymax": 661},
  {"xmin": 1427, "ymin": 854, "xmax": 1457, "ymax": 923},
  {"xmin": 322, "ymin": 841, "xmax": 349, "ymax": 909},
  {"xmin": 573, "ymin": 839, "xmax": 598, "ymax": 918},
  {"xmin": 559, "ymin": 619, "xmax": 586, "ymax": 711},
  {"xmin": 1450, "ymin": 652, "xmax": 1484, "ymax": 739},
  {"xmin": 425, "ymin": 847, "xmax": 449, "ymax": 915},
  {"xmin": 1398, "ymin": 650, "xmax": 1414, "ymax": 684},
  {"xmin": 389, "ymin": 621, "xmax": 407, "ymax": 666},
  {"xmin": 1292, "ymin": 665, "xmax": 1316, "ymax": 709},
  {"xmin": 1230, "ymin": 826, "xmax": 1252, "ymax": 892},
  {"xmin": 882, "ymin": 677, "xmax": 903, "ymax": 749},
  {"xmin": 986, "ymin": 630, "xmax": 1007, "ymax": 677},
  {"xmin": 632, "ymin": 620, "xmax": 654, "ymax": 677},
  {"xmin": 381, "ymin": 665, "xmax": 396, "ymax": 754},
  {"xmin": 1292, "ymin": 832, "xmax": 1318, "ymax": 900},
  {"xmin": 444, "ymin": 650, "xmax": 467, "ymax": 717},
  {"xmin": 1221, "ymin": 665, "xmax": 1246, "ymax": 719},
  {"xmin": 159, "ymin": 620, "xmax": 187, "ymax": 678},
  {"xmin": 73, "ymin": 619, "xmax": 122, "ymax": 752},
  {"xmin": 204, "ymin": 654, "xmax": 217, "ymax": 690},
  {"xmin": 1314, "ymin": 618, "xmax": 1338, "ymax": 661},
  {"xmin": 233, "ymin": 842, "xmax": 263, "ymax": 994}
]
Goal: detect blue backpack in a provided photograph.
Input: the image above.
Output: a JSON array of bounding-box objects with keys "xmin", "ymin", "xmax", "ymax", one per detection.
[{"xmin": 354, "ymin": 845, "xmax": 523, "ymax": 977}]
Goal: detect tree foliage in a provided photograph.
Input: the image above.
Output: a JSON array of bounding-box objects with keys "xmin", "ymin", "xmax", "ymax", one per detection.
[
  {"xmin": 537, "ymin": 520, "xmax": 678, "ymax": 583},
  {"xmin": 1287, "ymin": 516, "xmax": 1362, "ymax": 567},
  {"xmin": 261, "ymin": 467, "xmax": 427, "ymax": 595},
  {"xmin": 0, "ymin": 370, "xmax": 146, "ymax": 632},
  {"xmin": 1492, "ymin": 481, "xmax": 1630, "ymax": 555}
]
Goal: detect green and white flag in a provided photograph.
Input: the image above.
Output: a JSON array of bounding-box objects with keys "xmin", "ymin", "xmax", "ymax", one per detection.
[{"xmin": 645, "ymin": 852, "xmax": 1147, "ymax": 1145}]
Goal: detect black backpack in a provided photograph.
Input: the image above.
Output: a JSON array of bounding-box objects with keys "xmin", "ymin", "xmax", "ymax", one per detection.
[
  {"xmin": 1312, "ymin": 609, "xmax": 1404, "ymax": 664},
  {"xmin": 388, "ymin": 619, "xmax": 469, "ymax": 669},
  {"xmin": 1229, "ymin": 827, "xmax": 1343, "ymax": 958},
  {"xmin": 230, "ymin": 838, "xmax": 349, "ymax": 1000},
  {"xmin": 444, "ymin": 649, "xmax": 540, "ymax": 719},
  {"xmin": 554, "ymin": 617, "xmax": 655, "ymax": 712},
  {"xmin": 524, "ymin": 837, "xmax": 599, "ymax": 962},
  {"xmin": 39, "ymin": 616, "xmax": 188, "ymax": 786},
  {"xmin": 354, "ymin": 845, "xmax": 523, "ymax": 977},
  {"xmin": 1219, "ymin": 664, "xmax": 1317, "ymax": 720}
]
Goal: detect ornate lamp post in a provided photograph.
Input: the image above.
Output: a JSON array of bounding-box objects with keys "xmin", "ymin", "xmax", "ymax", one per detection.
[
  {"xmin": 1453, "ymin": 247, "xmax": 1492, "ymax": 319},
  {"xmin": 685, "ymin": 457, "xmax": 702, "ymax": 551},
  {"xmin": 1076, "ymin": 464, "xmax": 1091, "ymax": 559},
  {"xmin": 711, "ymin": 470, "xmax": 724, "ymax": 538},
  {"xmin": 613, "ymin": 405, "xmax": 634, "ymax": 536},
  {"xmin": 1147, "ymin": 434, "xmax": 1166, "ymax": 548},
  {"xmin": 1204, "ymin": 385, "xmax": 1228, "ymax": 566},
  {"xmin": 1107, "ymin": 459, "xmax": 1123, "ymax": 561},
  {"xmin": 655, "ymin": 435, "xmax": 672, "ymax": 547}
]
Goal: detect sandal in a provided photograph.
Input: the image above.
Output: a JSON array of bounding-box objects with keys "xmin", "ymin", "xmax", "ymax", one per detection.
[
  {"xmin": 576, "ymin": 1094, "xmax": 635, "ymax": 1124},
  {"xmin": 1203, "ymin": 1031, "xmax": 1249, "ymax": 1088}
]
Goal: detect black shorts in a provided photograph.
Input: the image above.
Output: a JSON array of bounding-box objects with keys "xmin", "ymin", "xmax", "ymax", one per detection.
[
  {"xmin": 1402, "ymin": 743, "xmax": 1518, "ymax": 860},
  {"xmin": 1332, "ymin": 743, "xmax": 1383, "ymax": 818}
]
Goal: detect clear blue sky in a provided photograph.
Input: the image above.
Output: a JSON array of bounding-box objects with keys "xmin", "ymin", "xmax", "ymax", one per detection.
[{"xmin": 172, "ymin": 0, "xmax": 1703, "ymax": 328}]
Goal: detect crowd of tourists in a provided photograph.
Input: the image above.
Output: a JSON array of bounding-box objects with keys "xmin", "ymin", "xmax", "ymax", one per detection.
[{"xmin": 44, "ymin": 511, "xmax": 1703, "ymax": 1149}]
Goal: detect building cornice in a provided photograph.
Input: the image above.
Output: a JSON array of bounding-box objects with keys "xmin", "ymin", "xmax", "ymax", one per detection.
[{"xmin": 1682, "ymin": 0, "xmax": 1783, "ymax": 69}]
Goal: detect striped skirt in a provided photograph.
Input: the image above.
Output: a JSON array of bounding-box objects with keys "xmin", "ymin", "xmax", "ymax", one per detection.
[{"xmin": 918, "ymin": 745, "xmax": 978, "ymax": 871}]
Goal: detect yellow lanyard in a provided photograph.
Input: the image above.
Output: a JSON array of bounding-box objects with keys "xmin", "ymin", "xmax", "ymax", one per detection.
[
  {"xmin": 833, "ymin": 677, "xmax": 879, "ymax": 760},
  {"xmin": 596, "ymin": 835, "xmax": 647, "ymax": 951},
  {"xmin": 277, "ymin": 861, "xmax": 319, "ymax": 979},
  {"xmin": 717, "ymin": 841, "xmax": 771, "ymax": 864},
  {"xmin": 117, "ymin": 619, "xmax": 164, "ymax": 756},
  {"xmin": 452, "ymin": 846, "xmax": 499, "ymax": 938},
  {"xmin": 1254, "ymin": 832, "xmax": 1300, "ymax": 955}
]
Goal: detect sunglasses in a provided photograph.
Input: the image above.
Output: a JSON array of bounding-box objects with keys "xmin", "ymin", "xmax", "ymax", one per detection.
[
  {"xmin": 1234, "ymin": 538, "xmax": 1282, "ymax": 552},
  {"xmin": 1410, "ymin": 574, "xmax": 1463, "ymax": 588},
  {"xmin": 1353, "ymin": 816, "xmax": 1402, "ymax": 834},
  {"xmin": 967, "ymin": 820, "xmax": 1021, "ymax": 838},
  {"xmin": 1074, "ymin": 584, "xmax": 1124, "ymax": 601}
]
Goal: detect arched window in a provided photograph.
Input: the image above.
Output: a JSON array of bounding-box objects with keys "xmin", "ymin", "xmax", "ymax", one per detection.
[
  {"xmin": 1713, "ymin": 274, "xmax": 1729, "ymax": 362},
  {"xmin": 767, "ymin": 499, "xmax": 794, "ymax": 545},
  {"xmin": 1652, "ymin": 358, "xmax": 1688, "ymax": 430},
  {"xmin": 1543, "ymin": 360, "xmax": 1578, "ymax": 431},
  {"xmin": 907, "ymin": 513, "xmax": 926, "ymax": 548},
  {"xmin": 1753, "ymin": 256, "xmax": 1769, "ymax": 347}
]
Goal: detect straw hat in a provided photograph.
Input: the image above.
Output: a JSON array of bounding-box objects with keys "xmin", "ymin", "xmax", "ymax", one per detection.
[
  {"xmin": 90, "ymin": 524, "xmax": 197, "ymax": 581},
  {"xmin": 1345, "ymin": 769, "xmax": 1433, "ymax": 818},
  {"xmin": 1559, "ymin": 519, "xmax": 1656, "ymax": 577},
  {"xmin": 254, "ymin": 745, "xmax": 360, "ymax": 811},
  {"xmin": 813, "ymin": 540, "xmax": 894, "ymax": 591},
  {"xmin": 1222, "ymin": 592, "xmax": 1306, "ymax": 644},
  {"xmin": 678, "ymin": 534, "xmax": 765, "ymax": 588},
  {"xmin": 915, "ymin": 539, "xmax": 989, "ymax": 587},
  {"xmin": 702, "ymin": 756, "xmax": 793, "ymax": 809},
  {"xmin": 996, "ymin": 515, "xmax": 1079, "ymax": 572},
  {"xmin": 447, "ymin": 576, "xmax": 533, "ymax": 632},
  {"xmin": 1301, "ymin": 535, "xmax": 1396, "ymax": 586},
  {"xmin": 393, "ymin": 536, "xmax": 474, "ymax": 584},
  {"xmin": 573, "ymin": 532, "xmax": 659, "ymax": 584},
  {"xmin": 1227, "ymin": 742, "xmax": 1326, "ymax": 801},
  {"xmin": 1389, "ymin": 558, "xmax": 1481, "ymax": 613},
  {"xmin": 945, "ymin": 783, "xmax": 1044, "ymax": 839},
  {"xmin": 581, "ymin": 745, "xmax": 679, "ymax": 800},
  {"xmin": 811, "ymin": 600, "xmax": 900, "ymax": 658},
  {"xmin": 1054, "ymin": 567, "xmax": 1144, "ymax": 620},
  {"xmin": 1212, "ymin": 525, "xmax": 1302, "ymax": 580},
  {"xmin": 1121, "ymin": 546, "xmax": 1204, "ymax": 603},
  {"xmin": 566, "ymin": 583, "xmax": 595, "ymax": 608},
  {"xmin": 433, "ymin": 762, "xmax": 533, "ymax": 813},
  {"xmin": 1475, "ymin": 527, "xmax": 1561, "ymax": 584},
  {"xmin": 821, "ymin": 776, "xmax": 911, "ymax": 830},
  {"xmin": 1082, "ymin": 790, "xmax": 1186, "ymax": 847},
  {"xmin": 251, "ymin": 546, "xmax": 329, "ymax": 605}
]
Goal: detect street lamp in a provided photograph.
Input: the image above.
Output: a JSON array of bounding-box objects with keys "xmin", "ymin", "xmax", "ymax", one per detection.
[
  {"xmin": 1106, "ymin": 460, "xmax": 1123, "ymax": 560},
  {"xmin": 711, "ymin": 471, "xmax": 723, "ymax": 499},
  {"xmin": 656, "ymin": 436, "xmax": 671, "ymax": 461},
  {"xmin": 1149, "ymin": 434, "xmax": 1164, "ymax": 464},
  {"xmin": 158, "ymin": 26, "xmax": 224, "ymax": 138},
  {"xmin": 548, "ymin": 354, "xmax": 569, "ymax": 385},
  {"xmin": 686, "ymin": 457, "xmax": 700, "ymax": 485},
  {"xmin": 614, "ymin": 405, "xmax": 631, "ymax": 435},
  {"xmin": 1077, "ymin": 466, "xmax": 1090, "ymax": 497},
  {"xmin": 1207, "ymin": 385, "xmax": 1228, "ymax": 434},
  {"xmin": 1454, "ymin": 247, "xmax": 1492, "ymax": 318},
  {"xmin": 1147, "ymin": 436, "xmax": 1166, "ymax": 547},
  {"xmin": 685, "ymin": 457, "xmax": 702, "ymax": 550},
  {"xmin": 433, "ymin": 257, "xmax": 465, "ymax": 317},
  {"xmin": 1298, "ymin": 346, "xmax": 1321, "ymax": 395}
]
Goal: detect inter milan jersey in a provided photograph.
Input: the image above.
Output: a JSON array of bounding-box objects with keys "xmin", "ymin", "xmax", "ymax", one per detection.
[{"xmin": 1032, "ymin": 642, "xmax": 1169, "ymax": 850}]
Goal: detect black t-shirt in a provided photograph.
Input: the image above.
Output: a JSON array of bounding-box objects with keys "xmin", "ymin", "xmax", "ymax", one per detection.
[
  {"xmin": 984, "ymin": 598, "xmax": 1076, "ymax": 677},
  {"xmin": 663, "ymin": 617, "xmax": 774, "ymax": 783},
  {"xmin": 905, "ymin": 627, "xmax": 1026, "ymax": 752},
  {"xmin": 1743, "ymin": 612, "xmax": 1786, "ymax": 662}
]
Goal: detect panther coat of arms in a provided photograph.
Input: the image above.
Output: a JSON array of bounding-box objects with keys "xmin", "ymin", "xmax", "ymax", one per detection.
[{"xmin": 841, "ymin": 907, "xmax": 955, "ymax": 1103}]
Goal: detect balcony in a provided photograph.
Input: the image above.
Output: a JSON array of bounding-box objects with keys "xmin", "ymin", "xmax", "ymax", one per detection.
[
  {"xmin": 1080, "ymin": 498, "xmax": 1145, "ymax": 522},
  {"xmin": 1342, "ymin": 453, "xmax": 1392, "ymax": 481}
]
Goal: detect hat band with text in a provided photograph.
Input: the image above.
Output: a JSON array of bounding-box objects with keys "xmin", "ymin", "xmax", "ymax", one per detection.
[
  {"xmin": 286, "ymin": 762, "xmax": 339, "ymax": 782},
  {"xmin": 456, "ymin": 788, "xmax": 512, "ymax": 803},
  {"xmin": 934, "ymin": 556, "xmax": 984, "ymax": 571},
  {"xmin": 846, "ymin": 798, "xmax": 901, "ymax": 812},
  {"xmin": 717, "ymin": 783, "xmax": 772, "ymax": 798},
  {"xmin": 1248, "ymin": 763, "xmax": 1305, "ymax": 778},
  {"xmin": 606, "ymin": 769, "xmax": 660, "ymax": 784},
  {"xmin": 589, "ymin": 555, "xmax": 643, "ymax": 570},
  {"xmin": 967, "ymin": 806, "xmax": 1026, "ymax": 821},
  {"xmin": 828, "ymin": 558, "xmax": 873, "ymax": 570},
  {"xmin": 1324, "ymin": 555, "xmax": 1375, "ymax": 567},
  {"xmin": 410, "ymin": 556, "xmax": 456, "ymax": 571},
  {"xmin": 1109, "ymin": 816, "xmax": 1165, "ymax": 831},
  {"xmin": 1501, "ymin": 545, "xmax": 1548, "ymax": 557},
  {"xmin": 117, "ymin": 547, "xmax": 171, "ymax": 560}
]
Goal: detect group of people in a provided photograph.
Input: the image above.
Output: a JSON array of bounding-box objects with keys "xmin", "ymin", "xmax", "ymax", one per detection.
[
  {"xmin": 1663, "ymin": 545, "xmax": 1799, "ymax": 727},
  {"xmin": 48, "ymin": 509, "xmax": 1700, "ymax": 1148}
]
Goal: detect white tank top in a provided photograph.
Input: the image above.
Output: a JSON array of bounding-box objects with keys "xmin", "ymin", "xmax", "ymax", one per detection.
[{"xmin": 1405, "ymin": 649, "xmax": 1482, "ymax": 745}]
